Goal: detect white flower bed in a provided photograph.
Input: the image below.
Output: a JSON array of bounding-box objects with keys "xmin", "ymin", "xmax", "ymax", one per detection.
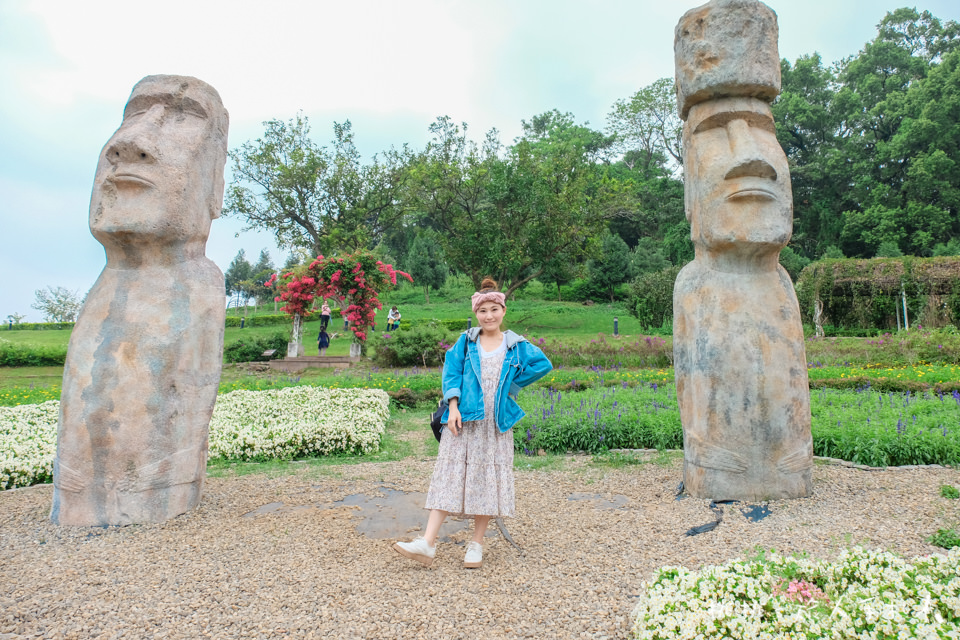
[
  {"xmin": 0, "ymin": 387, "xmax": 389, "ymax": 490},
  {"xmin": 0, "ymin": 401, "xmax": 59, "ymax": 491},
  {"xmin": 631, "ymin": 546, "xmax": 960, "ymax": 639},
  {"xmin": 208, "ymin": 387, "xmax": 389, "ymax": 461}
]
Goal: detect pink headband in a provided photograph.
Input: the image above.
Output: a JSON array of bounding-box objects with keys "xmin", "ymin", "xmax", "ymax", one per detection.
[{"xmin": 472, "ymin": 291, "xmax": 506, "ymax": 313}]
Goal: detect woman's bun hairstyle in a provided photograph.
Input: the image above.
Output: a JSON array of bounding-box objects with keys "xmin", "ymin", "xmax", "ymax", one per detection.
[{"xmin": 478, "ymin": 277, "xmax": 499, "ymax": 293}]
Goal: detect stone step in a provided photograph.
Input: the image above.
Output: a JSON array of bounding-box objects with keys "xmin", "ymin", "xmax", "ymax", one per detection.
[{"xmin": 267, "ymin": 356, "xmax": 361, "ymax": 372}]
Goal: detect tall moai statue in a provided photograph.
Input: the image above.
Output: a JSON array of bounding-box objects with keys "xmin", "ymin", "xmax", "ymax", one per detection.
[
  {"xmin": 51, "ymin": 75, "xmax": 229, "ymax": 526},
  {"xmin": 672, "ymin": 0, "xmax": 813, "ymax": 501}
]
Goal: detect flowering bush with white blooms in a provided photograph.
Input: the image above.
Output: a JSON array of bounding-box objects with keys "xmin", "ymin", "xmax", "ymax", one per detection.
[
  {"xmin": 1, "ymin": 388, "xmax": 389, "ymax": 489},
  {"xmin": 632, "ymin": 546, "xmax": 960, "ymax": 639},
  {"xmin": 207, "ymin": 387, "xmax": 389, "ymax": 460},
  {"xmin": 0, "ymin": 401, "xmax": 59, "ymax": 490}
]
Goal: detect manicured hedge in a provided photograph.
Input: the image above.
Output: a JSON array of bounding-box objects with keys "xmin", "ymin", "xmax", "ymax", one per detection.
[
  {"xmin": 4, "ymin": 322, "xmax": 75, "ymax": 331},
  {"xmin": 0, "ymin": 341, "xmax": 68, "ymax": 366}
]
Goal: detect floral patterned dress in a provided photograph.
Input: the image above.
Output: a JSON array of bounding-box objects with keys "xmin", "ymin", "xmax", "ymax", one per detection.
[{"xmin": 424, "ymin": 339, "xmax": 515, "ymax": 518}]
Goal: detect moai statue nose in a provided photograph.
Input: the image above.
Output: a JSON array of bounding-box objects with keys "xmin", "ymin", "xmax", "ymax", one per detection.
[
  {"xmin": 105, "ymin": 137, "xmax": 159, "ymax": 166},
  {"xmin": 724, "ymin": 119, "xmax": 777, "ymax": 181},
  {"xmin": 105, "ymin": 104, "xmax": 165, "ymax": 166}
]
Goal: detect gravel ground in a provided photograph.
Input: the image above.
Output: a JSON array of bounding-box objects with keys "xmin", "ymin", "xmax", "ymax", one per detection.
[{"xmin": 2, "ymin": 453, "xmax": 959, "ymax": 640}]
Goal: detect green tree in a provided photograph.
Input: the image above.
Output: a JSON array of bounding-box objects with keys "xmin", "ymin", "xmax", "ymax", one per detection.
[
  {"xmin": 589, "ymin": 232, "xmax": 632, "ymax": 302},
  {"xmin": 629, "ymin": 236, "xmax": 671, "ymax": 277},
  {"xmin": 606, "ymin": 77, "xmax": 682, "ymax": 171},
  {"xmin": 837, "ymin": 9, "xmax": 960, "ymax": 257},
  {"xmin": 875, "ymin": 240, "xmax": 904, "ymax": 258},
  {"xmin": 31, "ymin": 286, "xmax": 82, "ymax": 323},
  {"xmin": 540, "ymin": 256, "xmax": 579, "ymax": 301},
  {"xmin": 250, "ymin": 249, "xmax": 277, "ymax": 309},
  {"xmin": 404, "ymin": 116, "xmax": 498, "ymax": 289},
  {"xmin": 779, "ymin": 246, "xmax": 811, "ymax": 282},
  {"xmin": 819, "ymin": 245, "xmax": 845, "ymax": 259},
  {"xmin": 774, "ymin": 54, "xmax": 851, "ymax": 258},
  {"xmin": 773, "ymin": 9, "xmax": 960, "ymax": 260},
  {"xmin": 406, "ymin": 232, "xmax": 448, "ymax": 303},
  {"xmin": 408, "ymin": 112, "xmax": 615, "ymax": 297},
  {"xmin": 224, "ymin": 114, "xmax": 411, "ymax": 257},
  {"xmin": 932, "ymin": 238, "xmax": 960, "ymax": 256},
  {"xmin": 224, "ymin": 249, "xmax": 253, "ymax": 313}
]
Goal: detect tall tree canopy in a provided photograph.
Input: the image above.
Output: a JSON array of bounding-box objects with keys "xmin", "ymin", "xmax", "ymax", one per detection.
[
  {"xmin": 224, "ymin": 114, "xmax": 411, "ymax": 257},
  {"xmin": 775, "ymin": 8, "xmax": 960, "ymax": 259},
  {"xmin": 406, "ymin": 112, "xmax": 617, "ymax": 297}
]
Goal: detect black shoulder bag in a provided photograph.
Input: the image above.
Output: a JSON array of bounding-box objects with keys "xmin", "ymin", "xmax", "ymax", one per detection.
[{"xmin": 430, "ymin": 337, "xmax": 469, "ymax": 442}]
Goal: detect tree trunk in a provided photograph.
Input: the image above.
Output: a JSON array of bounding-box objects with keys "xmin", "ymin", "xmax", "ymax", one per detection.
[
  {"xmin": 423, "ymin": 285, "xmax": 430, "ymax": 304},
  {"xmin": 287, "ymin": 313, "xmax": 304, "ymax": 358}
]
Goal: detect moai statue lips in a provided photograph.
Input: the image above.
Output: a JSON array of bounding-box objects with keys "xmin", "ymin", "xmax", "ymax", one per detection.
[
  {"xmin": 672, "ymin": 0, "xmax": 813, "ymax": 501},
  {"xmin": 51, "ymin": 75, "xmax": 229, "ymax": 526}
]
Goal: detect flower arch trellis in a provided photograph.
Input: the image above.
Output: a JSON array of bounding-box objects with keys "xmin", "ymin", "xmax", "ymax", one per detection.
[{"xmin": 265, "ymin": 251, "xmax": 412, "ymax": 357}]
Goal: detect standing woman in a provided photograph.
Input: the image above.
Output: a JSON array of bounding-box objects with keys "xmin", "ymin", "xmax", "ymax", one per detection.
[
  {"xmin": 319, "ymin": 301, "xmax": 332, "ymax": 331},
  {"xmin": 317, "ymin": 327, "xmax": 330, "ymax": 356},
  {"xmin": 393, "ymin": 278, "xmax": 552, "ymax": 568}
]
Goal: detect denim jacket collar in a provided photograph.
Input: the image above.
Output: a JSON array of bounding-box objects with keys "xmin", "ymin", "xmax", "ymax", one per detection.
[{"xmin": 464, "ymin": 327, "xmax": 526, "ymax": 350}]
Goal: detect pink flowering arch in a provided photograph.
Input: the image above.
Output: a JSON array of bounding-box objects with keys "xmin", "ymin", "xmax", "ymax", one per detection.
[{"xmin": 265, "ymin": 251, "xmax": 412, "ymax": 353}]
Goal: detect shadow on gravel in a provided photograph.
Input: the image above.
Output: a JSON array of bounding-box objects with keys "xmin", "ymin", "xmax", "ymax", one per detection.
[{"xmin": 241, "ymin": 485, "xmax": 470, "ymax": 540}]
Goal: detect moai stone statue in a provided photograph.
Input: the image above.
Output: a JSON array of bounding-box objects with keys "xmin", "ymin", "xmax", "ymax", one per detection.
[
  {"xmin": 51, "ymin": 75, "xmax": 229, "ymax": 526},
  {"xmin": 673, "ymin": 0, "xmax": 813, "ymax": 501}
]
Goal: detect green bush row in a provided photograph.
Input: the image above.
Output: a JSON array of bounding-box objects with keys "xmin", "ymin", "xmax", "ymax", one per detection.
[
  {"xmin": 0, "ymin": 341, "xmax": 68, "ymax": 366},
  {"xmin": 4, "ymin": 322, "xmax": 75, "ymax": 331},
  {"xmin": 0, "ymin": 333, "xmax": 291, "ymax": 367},
  {"xmin": 225, "ymin": 311, "xmax": 334, "ymax": 328},
  {"xmin": 222, "ymin": 333, "xmax": 289, "ymax": 363}
]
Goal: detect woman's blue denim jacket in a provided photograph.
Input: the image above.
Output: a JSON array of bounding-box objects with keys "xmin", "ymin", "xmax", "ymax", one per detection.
[{"xmin": 441, "ymin": 328, "xmax": 553, "ymax": 433}]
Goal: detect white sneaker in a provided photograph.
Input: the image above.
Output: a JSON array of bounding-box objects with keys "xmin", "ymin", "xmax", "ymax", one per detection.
[
  {"xmin": 392, "ymin": 537, "xmax": 436, "ymax": 566},
  {"xmin": 464, "ymin": 541, "xmax": 483, "ymax": 568}
]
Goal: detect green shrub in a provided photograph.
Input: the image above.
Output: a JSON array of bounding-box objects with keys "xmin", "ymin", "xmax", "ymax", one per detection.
[
  {"xmin": 222, "ymin": 332, "xmax": 288, "ymax": 363},
  {"xmin": 628, "ymin": 265, "xmax": 682, "ymax": 330},
  {"xmin": 941, "ymin": 485, "xmax": 960, "ymax": 499},
  {"xmin": 560, "ymin": 278, "xmax": 630, "ymax": 303},
  {"xmin": 0, "ymin": 339, "xmax": 68, "ymax": 366},
  {"xmin": 930, "ymin": 528, "xmax": 960, "ymax": 549},
  {"xmin": 372, "ymin": 322, "xmax": 455, "ymax": 367},
  {"xmin": 440, "ymin": 318, "xmax": 469, "ymax": 332}
]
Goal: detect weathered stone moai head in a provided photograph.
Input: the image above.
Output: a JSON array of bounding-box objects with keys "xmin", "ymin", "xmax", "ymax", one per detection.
[
  {"xmin": 51, "ymin": 75, "xmax": 228, "ymax": 526},
  {"xmin": 90, "ymin": 75, "xmax": 229, "ymax": 262},
  {"xmin": 676, "ymin": 0, "xmax": 791, "ymax": 262}
]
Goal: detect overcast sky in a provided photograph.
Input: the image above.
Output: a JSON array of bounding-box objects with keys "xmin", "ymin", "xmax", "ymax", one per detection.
[{"xmin": 2, "ymin": 0, "xmax": 958, "ymax": 321}]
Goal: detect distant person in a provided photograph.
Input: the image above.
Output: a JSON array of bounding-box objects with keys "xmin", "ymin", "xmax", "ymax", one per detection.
[
  {"xmin": 317, "ymin": 328, "xmax": 330, "ymax": 356},
  {"xmin": 387, "ymin": 306, "xmax": 401, "ymax": 331},
  {"xmin": 392, "ymin": 277, "xmax": 552, "ymax": 569},
  {"xmin": 320, "ymin": 302, "xmax": 331, "ymax": 331}
]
